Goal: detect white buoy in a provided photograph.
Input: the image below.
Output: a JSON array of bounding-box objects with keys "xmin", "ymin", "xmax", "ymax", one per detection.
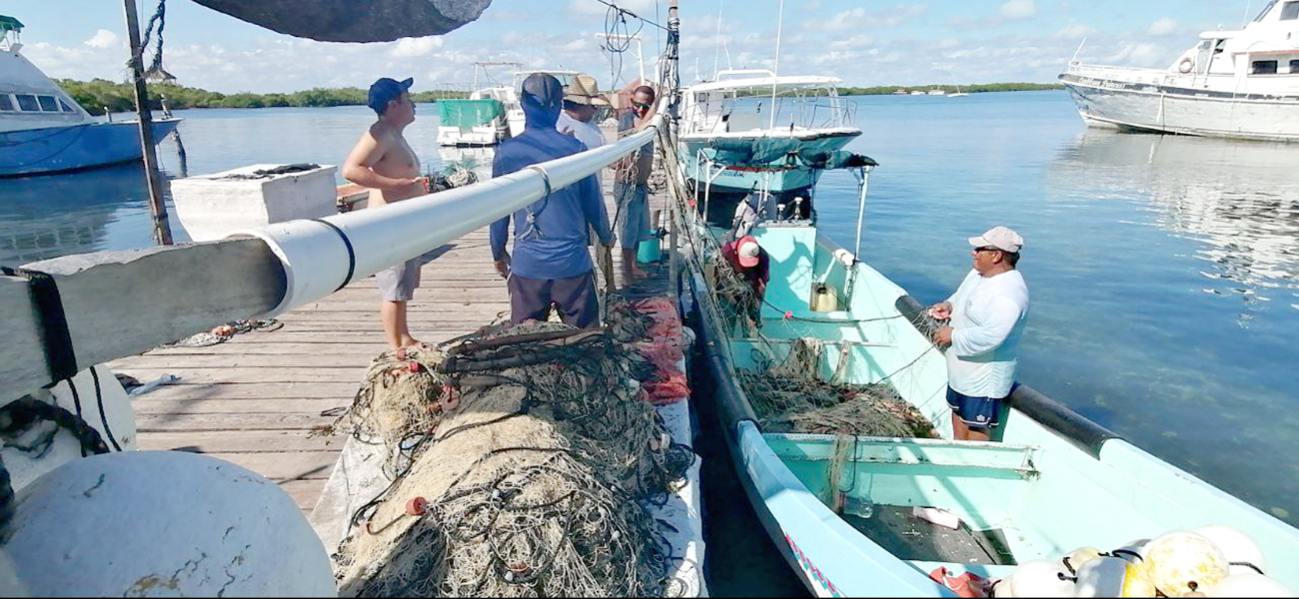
[
  {"xmin": 1001, "ymin": 559, "xmax": 1076, "ymax": 598},
  {"xmin": 1194, "ymin": 525, "xmax": 1267, "ymax": 576},
  {"xmin": 1203, "ymin": 572, "xmax": 1295, "ymax": 597},
  {"xmin": 0, "ymin": 550, "xmax": 29, "ymax": 597},
  {"xmin": 4, "ymin": 451, "xmax": 335, "ymax": 597},
  {"xmin": 1142, "ymin": 530, "xmax": 1230, "ymax": 597}
]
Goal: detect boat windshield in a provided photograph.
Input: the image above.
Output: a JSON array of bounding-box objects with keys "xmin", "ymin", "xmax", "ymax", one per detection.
[{"xmin": 1254, "ymin": 0, "xmax": 1278, "ymax": 22}]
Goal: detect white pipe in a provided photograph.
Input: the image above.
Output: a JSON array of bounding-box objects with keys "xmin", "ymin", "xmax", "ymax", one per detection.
[
  {"xmin": 768, "ymin": 0, "xmax": 785, "ymax": 130},
  {"xmin": 234, "ymin": 114, "xmax": 665, "ymax": 318},
  {"xmin": 852, "ymin": 169, "xmax": 870, "ymax": 260}
]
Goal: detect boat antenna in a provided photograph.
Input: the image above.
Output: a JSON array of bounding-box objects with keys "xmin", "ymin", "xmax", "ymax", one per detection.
[
  {"xmin": 713, "ymin": 0, "xmax": 724, "ymax": 79},
  {"xmin": 1241, "ymin": 1, "xmax": 1252, "ymax": 27},
  {"xmin": 1069, "ymin": 37, "xmax": 1087, "ymax": 64},
  {"xmin": 769, "ymin": 0, "xmax": 785, "ymax": 129}
]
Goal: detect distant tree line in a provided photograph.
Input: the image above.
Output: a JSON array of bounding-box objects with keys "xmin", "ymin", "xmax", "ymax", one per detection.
[{"xmin": 56, "ymin": 78, "xmax": 467, "ymax": 115}]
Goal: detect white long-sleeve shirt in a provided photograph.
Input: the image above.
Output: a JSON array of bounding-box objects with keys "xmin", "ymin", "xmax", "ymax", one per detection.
[{"xmin": 945, "ymin": 268, "xmax": 1029, "ymax": 398}]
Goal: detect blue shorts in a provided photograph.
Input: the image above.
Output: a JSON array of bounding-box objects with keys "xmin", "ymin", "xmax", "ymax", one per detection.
[{"xmin": 946, "ymin": 387, "xmax": 1003, "ymax": 431}]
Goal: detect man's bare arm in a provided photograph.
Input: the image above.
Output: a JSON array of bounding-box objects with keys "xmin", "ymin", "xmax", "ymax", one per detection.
[{"xmin": 341, "ymin": 130, "xmax": 422, "ymax": 190}]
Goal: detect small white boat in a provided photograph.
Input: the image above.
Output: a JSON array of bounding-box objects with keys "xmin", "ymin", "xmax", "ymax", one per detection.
[
  {"xmin": 436, "ymin": 62, "xmax": 516, "ymax": 147},
  {"xmin": 0, "ymin": 15, "xmax": 180, "ymax": 177},
  {"xmin": 909, "ymin": 90, "xmax": 926, "ymax": 96},
  {"xmin": 1060, "ymin": 1, "xmax": 1299, "ymax": 141},
  {"xmin": 926, "ymin": 88, "xmax": 946, "ymax": 96}
]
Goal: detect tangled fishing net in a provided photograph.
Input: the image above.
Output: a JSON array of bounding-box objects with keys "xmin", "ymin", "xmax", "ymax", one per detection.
[
  {"xmin": 741, "ymin": 338, "xmax": 938, "ymax": 438},
  {"xmin": 326, "ymin": 318, "xmax": 693, "ymax": 597}
]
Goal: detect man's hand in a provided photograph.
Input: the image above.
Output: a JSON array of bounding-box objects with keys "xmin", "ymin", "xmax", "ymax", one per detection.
[
  {"xmin": 933, "ymin": 326, "xmax": 954, "ymax": 346},
  {"xmin": 927, "ymin": 301, "xmax": 953, "ymax": 321},
  {"xmin": 494, "ymin": 253, "xmax": 511, "ymax": 279}
]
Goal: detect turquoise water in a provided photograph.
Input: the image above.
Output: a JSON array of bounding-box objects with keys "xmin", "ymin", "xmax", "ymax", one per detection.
[{"xmin": 3, "ymin": 93, "xmax": 1297, "ymax": 526}]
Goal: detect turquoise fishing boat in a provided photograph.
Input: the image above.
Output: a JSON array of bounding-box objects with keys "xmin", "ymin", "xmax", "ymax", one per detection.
[{"xmin": 681, "ymin": 216, "xmax": 1299, "ymax": 596}]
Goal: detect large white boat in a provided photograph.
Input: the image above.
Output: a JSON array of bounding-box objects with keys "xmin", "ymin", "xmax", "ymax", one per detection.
[
  {"xmin": 678, "ymin": 69, "xmax": 863, "ymax": 209},
  {"xmin": 0, "ymin": 16, "xmax": 180, "ymax": 177},
  {"xmin": 1059, "ymin": 1, "xmax": 1299, "ymax": 142}
]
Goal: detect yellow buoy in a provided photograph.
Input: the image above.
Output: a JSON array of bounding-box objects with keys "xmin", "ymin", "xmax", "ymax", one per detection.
[{"xmin": 1142, "ymin": 531, "xmax": 1230, "ymax": 596}]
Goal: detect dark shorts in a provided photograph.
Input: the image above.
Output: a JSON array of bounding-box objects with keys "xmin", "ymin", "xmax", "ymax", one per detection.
[
  {"xmin": 376, "ymin": 258, "xmax": 421, "ymax": 302},
  {"xmin": 507, "ymin": 271, "xmax": 599, "ymax": 329},
  {"xmin": 946, "ymin": 387, "xmax": 1004, "ymax": 431}
]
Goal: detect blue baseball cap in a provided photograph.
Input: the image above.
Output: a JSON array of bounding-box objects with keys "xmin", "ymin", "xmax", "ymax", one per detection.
[{"xmin": 368, "ymin": 77, "xmax": 413, "ymax": 114}]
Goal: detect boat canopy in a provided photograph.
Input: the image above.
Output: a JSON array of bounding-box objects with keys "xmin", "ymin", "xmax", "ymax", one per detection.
[
  {"xmin": 0, "ymin": 15, "xmax": 22, "ymax": 33},
  {"xmin": 188, "ymin": 0, "xmax": 491, "ymax": 42},
  {"xmin": 687, "ymin": 75, "xmax": 843, "ymax": 94}
]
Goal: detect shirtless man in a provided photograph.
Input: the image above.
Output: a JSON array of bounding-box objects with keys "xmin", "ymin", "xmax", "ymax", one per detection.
[{"xmin": 342, "ymin": 77, "xmax": 428, "ymax": 350}]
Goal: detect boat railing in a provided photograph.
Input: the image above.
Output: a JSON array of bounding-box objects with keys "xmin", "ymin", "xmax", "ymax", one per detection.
[
  {"xmin": 683, "ymin": 95, "xmax": 857, "ymax": 135},
  {"xmin": 1063, "ymin": 61, "xmax": 1172, "ymax": 85}
]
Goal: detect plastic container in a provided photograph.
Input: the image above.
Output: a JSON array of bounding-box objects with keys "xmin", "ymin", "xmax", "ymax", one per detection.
[
  {"xmin": 811, "ymin": 283, "xmax": 839, "ymax": 312},
  {"xmin": 843, "ymin": 495, "xmax": 874, "ymax": 519},
  {"xmin": 637, "ymin": 231, "xmax": 662, "ymax": 263},
  {"xmin": 912, "ymin": 506, "xmax": 961, "ymax": 530}
]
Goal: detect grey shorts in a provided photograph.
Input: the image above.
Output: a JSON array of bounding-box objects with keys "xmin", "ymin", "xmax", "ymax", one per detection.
[
  {"xmin": 376, "ymin": 258, "xmax": 421, "ymax": 302},
  {"xmin": 615, "ymin": 182, "xmax": 651, "ymax": 250}
]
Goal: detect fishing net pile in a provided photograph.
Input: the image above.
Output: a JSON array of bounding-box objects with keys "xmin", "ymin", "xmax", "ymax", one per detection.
[
  {"xmin": 740, "ymin": 338, "xmax": 938, "ymax": 438},
  {"xmin": 706, "ymin": 248, "xmax": 763, "ymax": 337},
  {"xmin": 324, "ymin": 318, "xmax": 694, "ymax": 597}
]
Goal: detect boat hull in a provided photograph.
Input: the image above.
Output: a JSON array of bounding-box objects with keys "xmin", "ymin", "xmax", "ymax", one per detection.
[
  {"xmin": 0, "ymin": 119, "xmax": 181, "ymax": 178},
  {"xmin": 1060, "ymin": 74, "xmax": 1299, "ymax": 142},
  {"xmin": 679, "ymin": 130, "xmax": 860, "ymax": 198}
]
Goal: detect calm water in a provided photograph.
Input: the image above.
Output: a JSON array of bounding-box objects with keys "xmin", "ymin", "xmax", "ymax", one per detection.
[{"xmin": 3, "ymin": 93, "xmax": 1298, "ymax": 526}]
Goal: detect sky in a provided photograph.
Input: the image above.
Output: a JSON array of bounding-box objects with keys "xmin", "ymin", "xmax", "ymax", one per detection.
[{"xmin": 9, "ymin": 0, "xmax": 1264, "ymax": 94}]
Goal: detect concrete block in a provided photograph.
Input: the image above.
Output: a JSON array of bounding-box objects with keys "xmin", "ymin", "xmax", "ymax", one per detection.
[{"xmin": 170, "ymin": 164, "xmax": 338, "ymax": 242}]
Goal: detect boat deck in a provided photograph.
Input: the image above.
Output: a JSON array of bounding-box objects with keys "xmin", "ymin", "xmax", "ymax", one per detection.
[{"xmin": 108, "ymin": 182, "xmax": 674, "ymax": 512}]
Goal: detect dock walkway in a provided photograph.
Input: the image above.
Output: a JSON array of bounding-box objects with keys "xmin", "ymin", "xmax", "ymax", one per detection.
[{"xmin": 108, "ymin": 183, "xmax": 674, "ymax": 512}]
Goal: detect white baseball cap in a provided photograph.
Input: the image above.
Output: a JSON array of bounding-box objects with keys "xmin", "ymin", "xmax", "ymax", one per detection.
[
  {"xmin": 969, "ymin": 226, "xmax": 1024, "ymax": 253},
  {"xmin": 736, "ymin": 236, "xmax": 762, "ymax": 267}
]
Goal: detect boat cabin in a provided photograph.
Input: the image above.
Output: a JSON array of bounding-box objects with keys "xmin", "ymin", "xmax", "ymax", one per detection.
[
  {"xmin": 1, "ymin": 16, "xmax": 91, "ymax": 133},
  {"xmin": 680, "ymin": 69, "xmax": 856, "ymax": 136}
]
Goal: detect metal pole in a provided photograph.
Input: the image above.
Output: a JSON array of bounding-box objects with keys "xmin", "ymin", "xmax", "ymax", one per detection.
[{"xmin": 123, "ymin": 0, "xmax": 174, "ymax": 245}]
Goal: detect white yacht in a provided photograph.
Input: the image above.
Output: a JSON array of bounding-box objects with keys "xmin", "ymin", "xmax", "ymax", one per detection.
[
  {"xmin": 1, "ymin": 15, "xmax": 180, "ymax": 177},
  {"xmin": 1060, "ymin": 0, "xmax": 1299, "ymax": 142}
]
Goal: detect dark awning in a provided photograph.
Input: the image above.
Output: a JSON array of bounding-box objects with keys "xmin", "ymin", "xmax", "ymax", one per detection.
[
  {"xmin": 189, "ymin": 0, "xmax": 491, "ymax": 43},
  {"xmin": 0, "ymin": 15, "xmax": 25, "ymax": 33}
]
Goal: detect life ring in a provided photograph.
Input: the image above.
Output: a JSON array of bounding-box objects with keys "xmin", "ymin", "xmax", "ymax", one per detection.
[{"xmin": 1178, "ymin": 57, "xmax": 1194, "ymax": 74}]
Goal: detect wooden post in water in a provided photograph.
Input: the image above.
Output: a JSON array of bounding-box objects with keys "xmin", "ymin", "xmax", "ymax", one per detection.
[{"xmin": 123, "ymin": 0, "xmax": 174, "ymax": 245}]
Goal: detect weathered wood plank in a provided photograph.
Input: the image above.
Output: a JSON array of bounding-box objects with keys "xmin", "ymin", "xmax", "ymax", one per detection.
[
  {"xmin": 136, "ymin": 412, "xmax": 334, "ymax": 431},
  {"xmin": 125, "ymin": 382, "xmax": 358, "ymax": 401},
  {"xmin": 204, "ymin": 452, "xmax": 340, "ymax": 481},
  {"xmin": 137, "ymin": 429, "xmax": 343, "ymax": 453},
  {"xmin": 114, "ymin": 368, "xmax": 367, "ymax": 384},
  {"xmin": 133, "ymin": 398, "xmax": 350, "ymax": 414},
  {"xmin": 114, "ymin": 354, "xmax": 378, "ymax": 369},
  {"xmin": 1, "ymin": 238, "xmax": 286, "ymax": 403},
  {"xmin": 279, "ymin": 478, "xmax": 328, "ymax": 512}
]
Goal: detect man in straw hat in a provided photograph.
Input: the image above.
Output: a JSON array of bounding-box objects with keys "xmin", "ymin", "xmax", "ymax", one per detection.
[
  {"xmin": 490, "ymin": 73, "xmax": 614, "ymax": 329},
  {"xmin": 557, "ymin": 74, "xmax": 610, "ymax": 161},
  {"xmin": 927, "ymin": 226, "xmax": 1030, "ymax": 441}
]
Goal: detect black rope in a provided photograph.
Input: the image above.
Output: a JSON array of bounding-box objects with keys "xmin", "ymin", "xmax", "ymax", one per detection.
[
  {"xmin": 2, "ymin": 266, "xmax": 78, "ymax": 383},
  {"xmin": 311, "ymin": 219, "xmax": 357, "ymax": 292},
  {"xmin": 0, "ymin": 397, "xmax": 111, "ymax": 458},
  {"xmin": 138, "ymin": 0, "xmax": 170, "ymax": 78},
  {"xmin": 90, "ymin": 367, "xmax": 122, "ymax": 452}
]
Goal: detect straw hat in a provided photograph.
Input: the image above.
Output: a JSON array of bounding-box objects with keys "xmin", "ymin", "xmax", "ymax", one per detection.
[{"xmin": 562, "ymin": 75, "xmax": 610, "ymax": 106}]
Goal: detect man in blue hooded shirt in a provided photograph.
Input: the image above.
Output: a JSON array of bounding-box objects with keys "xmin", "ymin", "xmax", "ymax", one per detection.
[{"xmin": 490, "ymin": 73, "xmax": 614, "ymax": 329}]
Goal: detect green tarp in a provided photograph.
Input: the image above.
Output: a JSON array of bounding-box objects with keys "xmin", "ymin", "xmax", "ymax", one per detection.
[{"xmin": 437, "ymin": 99, "xmax": 505, "ymax": 129}]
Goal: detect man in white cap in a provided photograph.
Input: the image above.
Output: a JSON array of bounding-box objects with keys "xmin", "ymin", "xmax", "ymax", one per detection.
[{"xmin": 928, "ymin": 226, "xmax": 1029, "ymax": 441}]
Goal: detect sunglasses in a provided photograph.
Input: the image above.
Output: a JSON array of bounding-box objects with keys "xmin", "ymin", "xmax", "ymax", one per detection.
[
  {"xmin": 632, "ymin": 101, "xmax": 652, "ymax": 109},
  {"xmin": 973, "ymin": 246, "xmax": 1002, "ymax": 253}
]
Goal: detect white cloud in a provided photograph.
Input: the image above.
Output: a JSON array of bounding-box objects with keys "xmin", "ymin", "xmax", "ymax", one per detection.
[
  {"xmin": 567, "ymin": 0, "xmax": 657, "ymax": 18},
  {"xmin": 390, "ymin": 36, "xmax": 444, "ymax": 58},
  {"xmin": 999, "ymin": 0, "xmax": 1037, "ymax": 19},
  {"xmin": 1148, "ymin": 18, "xmax": 1178, "ymax": 36},
  {"xmin": 84, "ymin": 29, "xmax": 120, "ymax": 49},
  {"xmin": 807, "ymin": 5, "xmax": 928, "ymax": 32},
  {"xmin": 1057, "ymin": 23, "xmax": 1098, "ymax": 38}
]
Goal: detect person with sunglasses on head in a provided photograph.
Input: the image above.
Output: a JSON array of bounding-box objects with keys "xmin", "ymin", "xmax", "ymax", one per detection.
[
  {"xmin": 613, "ymin": 83, "xmax": 659, "ymax": 280},
  {"xmin": 927, "ymin": 226, "xmax": 1030, "ymax": 441},
  {"xmin": 342, "ymin": 77, "xmax": 430, "ymax": 351}
]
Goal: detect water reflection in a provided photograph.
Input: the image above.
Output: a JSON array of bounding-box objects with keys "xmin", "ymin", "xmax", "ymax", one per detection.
[
  {"xmin": 1050, "ymin": 130, "xmax": 1299, "ymax": 314},
  {"xmin": 0, "ymin": 163, "xmax": 157, "ymax": 265}
]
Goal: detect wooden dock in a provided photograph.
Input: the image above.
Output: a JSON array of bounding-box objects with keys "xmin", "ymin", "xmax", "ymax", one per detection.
[{"xmin": 108, "ymin": 185, "xmax": 674, "ymax": 512}]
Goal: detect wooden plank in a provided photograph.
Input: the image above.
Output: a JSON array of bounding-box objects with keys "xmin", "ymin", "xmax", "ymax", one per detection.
[
  {"xmin": 137, "ymin": 429, "xmax": 343, "ymax": 453},
  {"xmin": 113, "ymin": 354, "xmax": 378, "ymax": 369},
  {"xmin": 205, "ymin": 451, "xmax": 340, "ymax": 481},
  {"xmin": 279, "ymin": 478, "xmax": 328, "ymax": 512},
  {"xmin": 1, "ymin": 238, "xmax": 286, "ymax": 403},
  {"xmin": 114, "ymin": 368, "xmax": 367, "ymax": 384},
  {"xmin": 136, "ymin": 412, "xmax": 334, "ymax": 431},
  {"xmin": 132, "ymin": 398, "xmax": 350, "ymax": 414},
  {"xmin": 124, "ymin": 382, "xmax": 359, "ymax": 401}
]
